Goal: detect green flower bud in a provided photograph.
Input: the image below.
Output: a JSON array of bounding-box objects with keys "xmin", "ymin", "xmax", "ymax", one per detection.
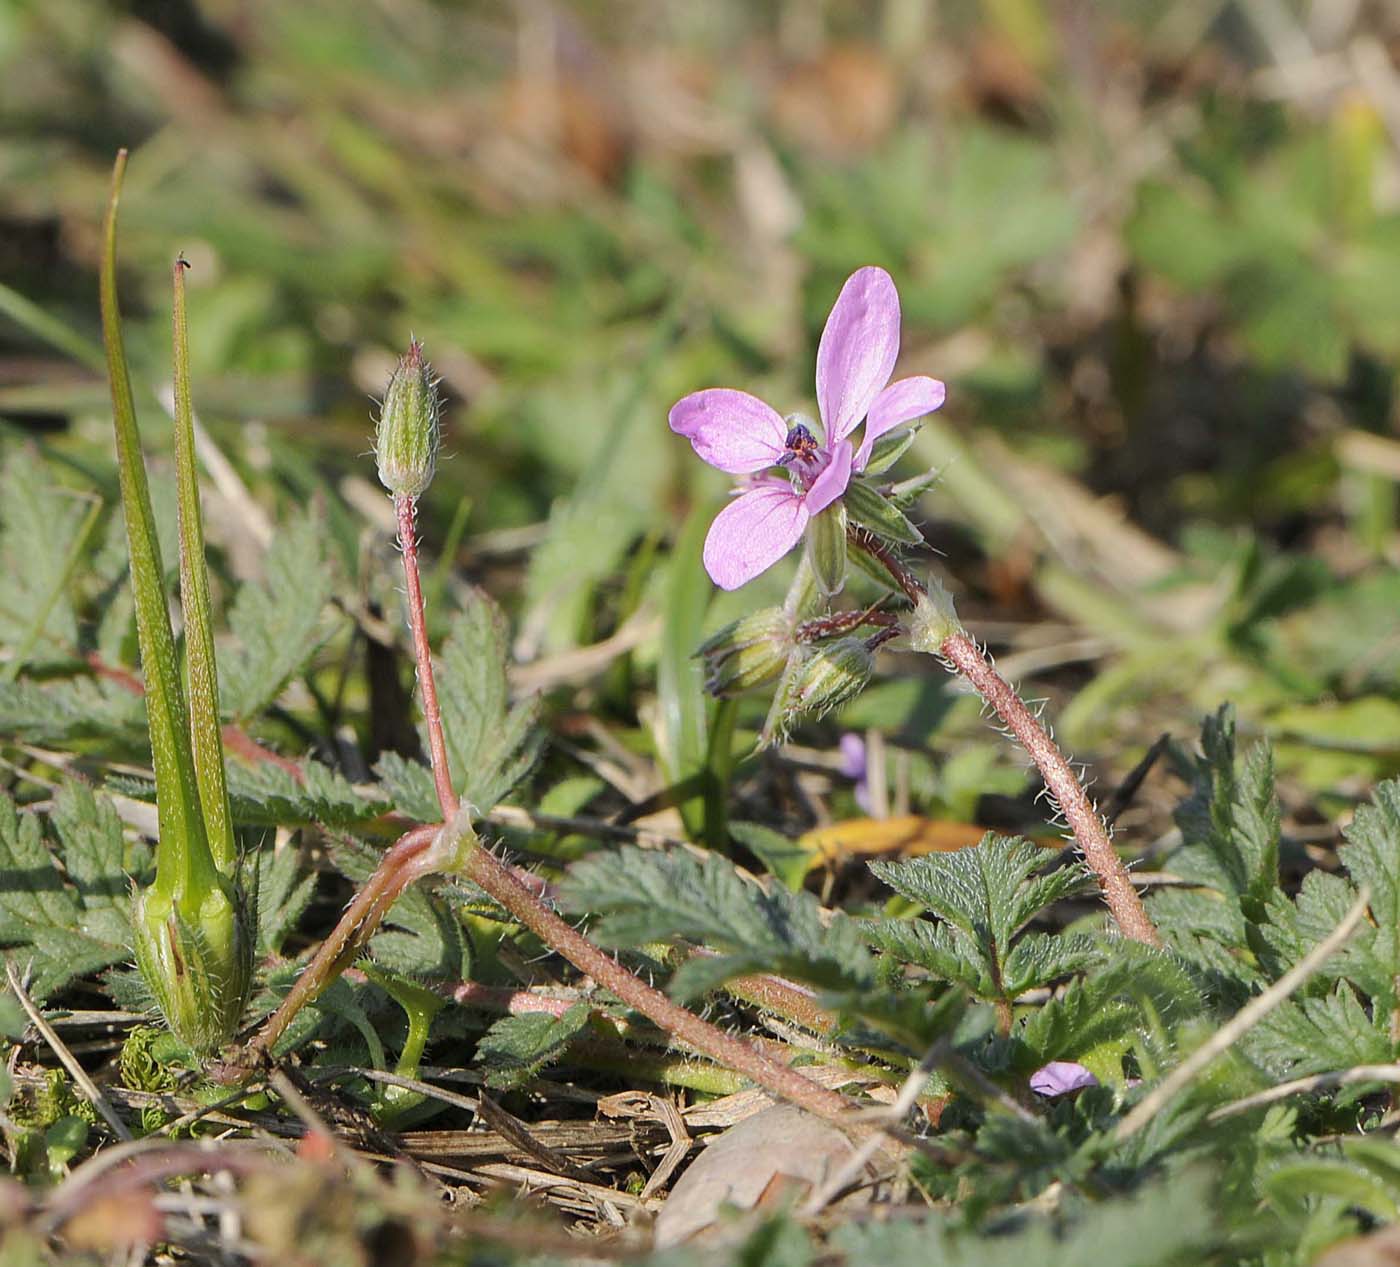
[
  {"xmin": 132, "ymin": 873, "xmax": 254, "ymax": 1056},
  {"xmin": 759, "ymin": 637, "xmax": 873, "ymax": 746},
  {"xmin": 374, "ymin": 340, "xmax": 441, "ymax": 498},
  {"xmin": 790, "ymin": 636, "xmax": 873, "ymax": 716},
  {"xmin": 805, "ymin": 502, "xmax": 848, "ymax": 597},
  {"xmin": 697, "ymin": 607, "xmax": 794, "ymax": 697}
]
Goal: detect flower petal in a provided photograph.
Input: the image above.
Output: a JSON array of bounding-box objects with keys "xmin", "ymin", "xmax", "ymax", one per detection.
[
  {"xmin": 816, "ymin": 266, "xmax": 901, "ymax": 443},
  {"xmin": 1029, "ymin": 1061, "xmax": 1099, "ymax": 1098},
  {"xmin": 855, "ymin": 376, "xmax": 946, "ymax": 470},
  {"xmin": 838, "ymin": 732, "xmax": 867, "ymax": 779},
  {"xmin": 804, "ymin": 438, "xmax": 853, "ymax": 515},
  {"xmin": 669, "ymin": 389, "xmax": 789, "ymax": 474},
  {"xmin": 702, "ymin": 484, "xmax": 810, "ymax": 590}
]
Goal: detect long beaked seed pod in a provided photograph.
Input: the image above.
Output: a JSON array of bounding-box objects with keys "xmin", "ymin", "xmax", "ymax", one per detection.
[
  {"xmin": 103, "ymin": 153, "xmax": 255, "ymax": 1055},
  {"xmin": 375, "ymin": 340, "xmax": 441, "ymax": 499}
]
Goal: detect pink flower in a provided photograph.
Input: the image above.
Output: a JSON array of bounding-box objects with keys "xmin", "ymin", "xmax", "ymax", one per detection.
[{"xmin": 669, "ymin": 267, "xmax": 946, "ymax": 591}]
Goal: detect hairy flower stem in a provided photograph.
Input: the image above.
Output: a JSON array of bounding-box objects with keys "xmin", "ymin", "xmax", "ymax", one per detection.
[
  {"xmin": 851, "ymin": 528, "xmax": 1161, "ymax": 947},
  {"xmin": 249, "ymin": 544, "xmax": 858, "ymax": 1122},
  {"xmin": 457, "ymin": 841, "xmax": 855, "ymax": 1122},
  {"xmin": 396, "ymin": 493, "xmax": 458, "ymax": 821}
]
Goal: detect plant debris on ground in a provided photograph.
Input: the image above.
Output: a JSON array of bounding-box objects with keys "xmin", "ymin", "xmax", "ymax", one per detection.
[{"xmin": 3, "ymin": 3, "xmax": 1400, "ymax": 1265}]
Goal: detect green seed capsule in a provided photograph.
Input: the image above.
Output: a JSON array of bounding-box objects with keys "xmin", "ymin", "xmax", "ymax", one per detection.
[
  {"xmin": 759, "ymin": 636, "xmax": 874, "ymax": 747},
  {"xmin": 375, "ymin": 340, "xmax": 441, "ymax": 498},
  {"xmin": 804, "ymin": 502, "xmax": 848, "ymax": 597}
]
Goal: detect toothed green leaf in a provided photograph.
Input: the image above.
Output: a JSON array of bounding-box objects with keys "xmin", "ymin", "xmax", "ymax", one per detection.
[
  {"xmin": 558, "ymin": 847, "xmax": 873, "ymax": 1001},
  {"xmin": 1167, "ymin": 705, "xmax": 1281, "ymax": 922},
  {"xmin": 0, "ymin": 447, "xmax": 92, "ymax": 670},
  {"xmin": 219, "ymin": 511, "xmax": 341, "ymax": 721},
  {"xmin": 0, "ymin": 676, "xmax": 147, "ymax": 747},
  {"xmin": 224, "ymin": 757, "xmax": 387, "ymax": 830},
  {"xmin": 0, "ymin": 788, "xmax": 134, "ymax": 1001},
  {"xmin": 475, "ymin": 1003, "xmax": 592, "ymax": 1090}
]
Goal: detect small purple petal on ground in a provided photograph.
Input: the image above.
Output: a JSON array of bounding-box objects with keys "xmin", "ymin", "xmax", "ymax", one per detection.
[
  {"xmin": 838, "ymin": 732, "xmax": 866, "ymax": 779},
  {"xmin": 1030, "ymin": 1061, "xmax": 1099, "ymax": 1097},
  {"xmin": 839, "ymin": 732, "xmax": 872, "ymax": 813}
]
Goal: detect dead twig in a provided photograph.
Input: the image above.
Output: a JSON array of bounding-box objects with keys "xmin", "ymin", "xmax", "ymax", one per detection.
[{"xmin": 5, "ymin": 958, "xmax": 131, "ymax": 1142}]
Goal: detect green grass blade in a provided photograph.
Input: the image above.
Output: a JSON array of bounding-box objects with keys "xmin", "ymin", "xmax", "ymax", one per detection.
[
  {"xmin": 99, "ymin": 150, "xmax": 216, "ymax": 910},
  {"xmin": 656, "ymin": 502, "xmax": 712, "ymax": 838},
  {"xmin": 171, "ymin": 258, "xmax": 236, "ymax": 876},
  {"xmin": 0, "ymin": 281, "xmax": 105, "ymax": 374}
]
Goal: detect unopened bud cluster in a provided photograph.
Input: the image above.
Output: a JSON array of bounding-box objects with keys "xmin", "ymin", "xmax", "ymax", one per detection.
[{"xmin": 375, "ymin": 340, "xmax": 441, "ymax": 498}]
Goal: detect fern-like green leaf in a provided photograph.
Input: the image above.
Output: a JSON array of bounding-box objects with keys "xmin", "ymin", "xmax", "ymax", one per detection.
[
  {"xmin": 0, "ymin": 677, "xmax": 147, "ymax": 748},
  {"xmin": 1167, "ymin": 706, "xmax": 1281, "ymax": 922},
  {"xmin": 224, "ymin": 758, "xmax": 387, "ymax": 830},
  {"xmin": 558, "ymin": 847, "xmax": 873, "ymax": 1000},
  {"xmin": 0, "ymin": 447, "xmax": 90, "ymax": 669},
  {"xmin": 219, "ymin": 511, "xmax": 340, "ymax": 721},
  {"xmin": 475, "ymin": 1004, "xmax": 592, "ymax": 1090},
  {"xmin": 867, "ymin": 836, "xmax": 1093, "ymax": 1004},
  {"xmin": 0, "ymin": 787, "xmax": 135, "ymax": 1000}
]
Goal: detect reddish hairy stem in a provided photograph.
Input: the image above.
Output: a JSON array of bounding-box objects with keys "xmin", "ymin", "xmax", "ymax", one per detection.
[
  {"xmin": 458, "ymin": 843, "xmax": 855, "ymax": 1123},
  {"xmin": 850, "ymin": 529, "xmax": 1161, "ymax": 947},
  {"xmin": 244, "ymin": 824, "xmax": 440, "ymax": 1060},
  {"xmin": 246, "ymin": 504, "xmax": 864, "ymax": 1122},
  {"xmin": 395, "ymin": 494, "xmax": 458, "ymax": 820},
  {"xmin": 723, "ymin": 969, "xmax": 837, "ymax": 1035},
  {"xmin": 939, "ymin": 632, "xmax": 1160, "ymax": 945}
]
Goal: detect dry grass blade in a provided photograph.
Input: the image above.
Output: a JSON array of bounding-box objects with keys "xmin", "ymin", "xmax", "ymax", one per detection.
[
  {"xmin": 1115, "ymin": 885, "xmax": 1373, "ymax": 1141},
  {"xmin": 1208, "ymin": 1062, "xmax": 1400, "ymax": 1122},
  {"xmin": 475, "ymin": 1092, "xmax": 599, "ymax": 1183},
  {"xmin": 5, "ymin": 958, "xmax": 131, "ymax": 1141}
]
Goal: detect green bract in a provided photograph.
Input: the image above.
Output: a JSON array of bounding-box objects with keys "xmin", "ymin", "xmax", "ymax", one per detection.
[{"xmin": 100, "ymin": 153, "xmax": 252, "ymax": 1054}]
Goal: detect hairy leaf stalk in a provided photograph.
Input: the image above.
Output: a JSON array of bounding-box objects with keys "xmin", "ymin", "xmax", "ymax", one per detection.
[{"xmin": 248, "ymin": 345, "xmax": 861, "ymax": 1126}]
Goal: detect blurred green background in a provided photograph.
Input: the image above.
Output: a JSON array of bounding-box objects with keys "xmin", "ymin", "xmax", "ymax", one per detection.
[{"xmin": 4, "ymin": 0, "xmax": 1400, "ymax": 837}]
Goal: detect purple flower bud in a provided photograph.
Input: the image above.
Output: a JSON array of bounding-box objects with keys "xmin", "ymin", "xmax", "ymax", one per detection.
[{"xmin": 375, "ymin": 340, "xmax": 441, "ymax": 498}]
